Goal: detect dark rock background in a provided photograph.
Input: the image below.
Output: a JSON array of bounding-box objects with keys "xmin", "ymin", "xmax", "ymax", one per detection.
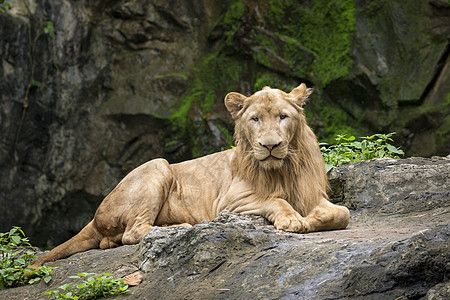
[
  {"xmin": 1, "ymin": 158, "xmax": 449, "ymax": 299},
  {"xmin": 0, "ymin": 0, "xmax": 449, "ymax": 248}
]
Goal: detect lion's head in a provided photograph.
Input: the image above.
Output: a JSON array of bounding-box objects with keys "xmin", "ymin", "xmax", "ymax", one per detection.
[
  {"xmin": 224, "ymin": 84, "xmax": 327, "ymax": 214},
  {"xmin": 225, "ymin": 83, "xmax": 313, "ymax": 170}
]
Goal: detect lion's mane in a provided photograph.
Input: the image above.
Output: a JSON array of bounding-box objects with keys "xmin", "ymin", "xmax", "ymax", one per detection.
[{"xmin": 230, "ymin": 88, "xmax": 329, "ymax": 217}]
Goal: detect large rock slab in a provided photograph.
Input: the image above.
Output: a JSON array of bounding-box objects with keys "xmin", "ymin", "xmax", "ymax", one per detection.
[
  {"xmin": 1, "ymin": 0, "xmax": 449, "ymax": 250},
  {"xmin": 328, "ymin": 157, "xmax": 450, "ymax": 212},
  {"xmin": 1, "ymin": 157, "xmax": 448, "ymax": 299},
  {"xmin": 132, "ymin": 212, "xmax": 449, "ymax": 300}
]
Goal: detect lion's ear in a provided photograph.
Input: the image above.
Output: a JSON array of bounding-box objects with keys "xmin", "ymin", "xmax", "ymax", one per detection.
[
  {"xmin": 288, "ymin": 83, "xmax": 313, "ymax": 107},
  {"xmin": 225, "ymin": 92, "xmax": 247, "ymax": 119}
]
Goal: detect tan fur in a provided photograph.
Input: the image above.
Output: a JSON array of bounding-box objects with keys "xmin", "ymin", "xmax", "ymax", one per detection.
[{"xmin": 29, "ymin": 84, "xmax": 350, "ymax": 269}]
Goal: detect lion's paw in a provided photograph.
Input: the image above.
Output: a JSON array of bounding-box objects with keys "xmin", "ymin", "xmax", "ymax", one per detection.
[{"xmin": 274, "ymin": 213, "xmax": 310, "ymax": 233}]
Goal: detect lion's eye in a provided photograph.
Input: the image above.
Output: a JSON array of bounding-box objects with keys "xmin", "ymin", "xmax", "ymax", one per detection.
[
  {"xmin": 251, "ymin": 116, "xmax": 259, "ymax": 122},
  {"xmin": 280, "ymin": 114, "xmax": 287, "ymax": 120}
]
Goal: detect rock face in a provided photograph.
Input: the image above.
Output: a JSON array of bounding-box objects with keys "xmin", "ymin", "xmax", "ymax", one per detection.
[
  {"xmin": 0, "ymin": 0, "xmax": 225, "ymax": 247},
  {"xmin": 1, "ymin": 157, "xmax": 449, "ymax": 299},
  {"xmin": 0, "ymin": 0, "xmax": 449, "ymax": 249},
  {"xmin": 134, "ymin": 216, "xmax": 448, "ymax": 300}
]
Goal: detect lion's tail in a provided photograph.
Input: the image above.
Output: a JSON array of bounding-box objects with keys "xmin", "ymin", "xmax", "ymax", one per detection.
[{"xmin": 28, "ymin": 220, "xmax": 101, "ymax": 271}]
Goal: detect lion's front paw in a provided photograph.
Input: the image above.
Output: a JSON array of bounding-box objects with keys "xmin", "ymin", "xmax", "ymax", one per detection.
[{"xmin": 274, "ymin": 212, "xmax": 310, "ymax": 233}]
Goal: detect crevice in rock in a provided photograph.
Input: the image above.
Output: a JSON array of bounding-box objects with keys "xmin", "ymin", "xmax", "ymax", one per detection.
[{"xmin": 415, "ymin": 41, "xmax": 450, "ymax": 106}]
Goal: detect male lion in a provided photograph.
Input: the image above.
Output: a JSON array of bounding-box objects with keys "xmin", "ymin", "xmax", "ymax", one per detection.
[{"xmin": 30, "ymin": 83, "xmax": 349, "ymax": 269}]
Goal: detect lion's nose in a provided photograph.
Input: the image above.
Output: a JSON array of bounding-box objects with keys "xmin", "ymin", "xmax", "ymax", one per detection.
[{"xmin": 261, "ymin": 142, "xmax": 281, "ymax": 151}]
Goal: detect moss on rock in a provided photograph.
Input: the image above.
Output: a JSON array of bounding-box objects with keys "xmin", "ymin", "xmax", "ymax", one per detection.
[{"xmin": 166, "ymin": 0, "xmax": 359, "ymax": 157}]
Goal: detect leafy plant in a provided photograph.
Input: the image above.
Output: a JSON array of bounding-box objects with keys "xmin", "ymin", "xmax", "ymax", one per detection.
[
  {"xmin": 0, "ymin": 227, "xmax": 55, "ymax": 289},
  {"xmin": 44, "ymin": 21, "xmax": 55, "ymax": 38},
  {"xmin": 45, "ymin": 272, "xmax": 129, "ymax": 299},
  {"xmin": 0, "ymin": 0, "xmax": 13, "ymax": 12},
  {"xmin": 320, "ymin": 132, "xmax": 404, "ymax": 172}
]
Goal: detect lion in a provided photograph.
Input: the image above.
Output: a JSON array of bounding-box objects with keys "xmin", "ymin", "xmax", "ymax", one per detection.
[{"xmin": 29, "ymin": 83, "xmax": 349, "ymax": 269}]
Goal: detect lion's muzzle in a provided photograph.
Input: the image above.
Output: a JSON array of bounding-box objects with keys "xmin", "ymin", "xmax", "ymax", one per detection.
[{"xmin": 254, "ymin": 140, "xmax": 288, "ymax": 166}]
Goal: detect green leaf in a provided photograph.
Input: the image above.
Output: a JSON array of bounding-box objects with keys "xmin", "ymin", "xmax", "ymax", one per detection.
[
  {"xmin": 6, "ymin": 275, "xmax": 15, "ymax": 281},
  {"xmin": 325, "ymin": 163, "xmax": 334, "ymax": 173},
  {"xmin": 25, "ymin": 250, "xmax": 36, "ymax": 256},
  {"xmin": 10, "ymin": 235, "xmax": 21, "ymax": 244},
  {"xmin": 31, "ymin": 80, "xmax": 42, "ymax": 87},
  {"xmin": 28, "ymin": 277, "xmax": 41, "ymax": 284},
  {"xmin": 59, "ymin": 283, "xmax": 71, "ymax": 290},
  {"xmin": 44, "ymin": 275, "xmax": 52, "ymax": 284},
  {"xmin": 15, "ymin": 258, "xmax": 25, "ymax": 265},
  {"xmin": 386, "ymin": 144, "xmax": 404, "ymax": 155},
  {"xmin": 78, "ymin": 272, "xmax": 95, "ymax": 277}
]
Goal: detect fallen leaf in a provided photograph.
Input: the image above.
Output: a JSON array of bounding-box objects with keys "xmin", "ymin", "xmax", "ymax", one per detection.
[{"xmin": 124, "ymin": 271, "xmax": 143, "ymax": 286}]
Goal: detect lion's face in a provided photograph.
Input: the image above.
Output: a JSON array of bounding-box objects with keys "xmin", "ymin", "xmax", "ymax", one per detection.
[
  {"xmin": 225, "ymin": 84, "xmax": 312, "ymax": 169},
  {"xmin": 240, "ymin": 90, "xmax": 299, "ymax": 169}
]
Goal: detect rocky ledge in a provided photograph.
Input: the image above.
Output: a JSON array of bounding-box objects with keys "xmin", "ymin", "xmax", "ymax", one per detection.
[{"xmin": 2, "ymin": 157, "xmax": 449, "ymax": 300}]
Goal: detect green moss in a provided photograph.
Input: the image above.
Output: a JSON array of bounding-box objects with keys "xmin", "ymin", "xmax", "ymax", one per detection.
[
  {"xmin": 170, "ymin": 53, "xmax": 240, "ymax": 120},
  {"xmin": 223, "ymin": 1, "xmax": 244, "ymax": 42},
  {"xmin": 254, "ymin": 73, "xmax": 275, "ymax": 91},
  {"xmin": 167, "ymin": 50, "xmax": 243, "ymax": 157},
  {"xmin": 253, "ymin": 72, "xmax": 296, "ymax": 92},
  {"xmin": 300, "ymin": 0, "xmax": 356, "ymax": 86},
  {"xmin": 279, "ymin": 34, "xmax": 313, "ymax": 79},
  {"xmin": 224, "ymin": 1, "xmax": 244, "ymax": 26},
  {"xmin": 257, "ymin": 0, "xmax": 356, "ymax": 87},
  {"xmin": 267, "ymin": 0, "xmax": 285, "ymax": 25},
  {"xmin": 445, "ymin": 93, "xmax": 450, "ymax": 106},
  {"xmin": 436, "ymin": 118, "xmax": 450, "ymax": 152},
  {"xmin": 252, "ymin": 33, "xmax": 277, "ymax": 68},
  {"xmin": 261, "ymin": 0, "xmax": 357, "ymax": 140},
  {"xmin": 165, "ymin": 1, "xmax": 249, "ymax": 157},
  {"xmin": 154, "ymin": 73, "xmax": 188, "ymax": 81},
  {"xmin": 166, "ymin": 0, "xmax": 358, "ymax": 157},
  {"xmin": 316, "ymin": 104, "xmax": 360, "ymax": 143}
]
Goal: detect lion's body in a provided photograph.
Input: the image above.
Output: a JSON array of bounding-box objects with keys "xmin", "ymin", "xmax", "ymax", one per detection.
[{"xmin": 30, "ymin": 84, "xmax": 350, "ymax": 269}]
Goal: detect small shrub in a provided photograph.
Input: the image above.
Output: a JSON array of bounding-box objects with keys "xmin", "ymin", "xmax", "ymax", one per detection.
[
  {"xmin": 45, "ymin": 272, "xmax": 129, "ymax": 299},
  {"xmin": 0, "ymin": 227, "xmax": 55, "ymax": 289},
  {"xmin": 321, "ymin": 132, "xmax": 404, "ymax": 172}
]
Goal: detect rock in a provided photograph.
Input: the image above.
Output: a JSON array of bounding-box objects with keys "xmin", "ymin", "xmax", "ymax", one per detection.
[
  {"xmin": 0, "ymin": 0, "xmax": 226, "ymax": 248},
  {"xmin": 0, "ymin": 0, "xmax": 449, "ymax": 254},
  {"xmin": 137, "ymin": 213, "xmax": 272, "ymax": 275},
  {"xmin": 426, "ymin": 282, "xmax": 450, "ymax": 300},
  {"xmin": 326, "ymin": 0, "xmax": 450, "ymax": 157},
  {"xmin": 328, "ymin": 157, "xmax": 450, "ymax": 211},
  {"xmin": 341, "ymin": 225, "xmax": 449, "ymax": 299},
  {"xmin": 1, "ymin": 158, "xmax": 448, "ymax": 299}
]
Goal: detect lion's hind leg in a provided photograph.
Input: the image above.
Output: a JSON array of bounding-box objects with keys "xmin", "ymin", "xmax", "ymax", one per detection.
[
  {"xmin": 119, "ymin": 158, "xmax": 176, "ymax": 245},
  {"xmin": 99, "ymin": 233, "xmax": 123, "ymax": 249},
  {"xmin": 122, "ymin": 223, "xmax": 153, "ymax": 245},
  {"xmin": 305, "ymin": 199, "xmax": 350, "ymax": 232}
]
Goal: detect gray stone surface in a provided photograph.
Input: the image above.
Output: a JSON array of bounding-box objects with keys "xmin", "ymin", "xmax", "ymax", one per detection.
[
  {"xmin": 1, "ymin": 0, "xmax": 449, "ymax": 249},
  {"xmin": 1, "ymin": 157, "xmax": 448, "ymax": 299}
]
